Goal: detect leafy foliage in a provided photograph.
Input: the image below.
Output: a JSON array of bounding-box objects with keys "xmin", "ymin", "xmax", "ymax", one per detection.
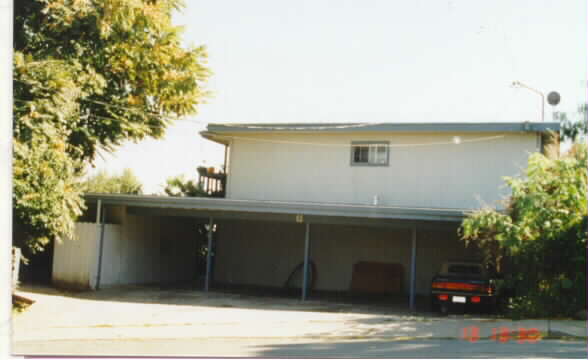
[
  {"xmin": 460, "ymin": 144, "xmax": 587, "ymax": 318},
  {"xmin": 14, "ymin": 0, "xmax": 210, "ymax": 162},
  {"xmin": 13, "ymin": 55, "xmax": 89, "ymax": 253},
  {"xmin": 163, "ymin": 175, "xmax": 207, "ymax": 197},
  {"xmin": 13, "ymin": 0, "xmax": 209, "ymax": 252},
  {"xmin": 13, "ymin": 135, "xmax": 86, "ymax": 253},
  {"xmin": 84, "ymin": 169, "xmax": 143, "ymax": 195},
  {"xmin": 557, "ymin": 104, "xmax": 587, "ymax": 143}
]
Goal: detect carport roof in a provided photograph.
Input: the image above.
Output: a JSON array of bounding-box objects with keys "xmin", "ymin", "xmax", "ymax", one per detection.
[{"xmin": 85, "ymin": 193, "xmax": 471, "ymax": 227}]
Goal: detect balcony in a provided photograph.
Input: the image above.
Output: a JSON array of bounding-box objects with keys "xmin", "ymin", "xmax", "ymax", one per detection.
[{"xmin": 198, "ymin": 167, "xmax": 226, "ymax": 198}]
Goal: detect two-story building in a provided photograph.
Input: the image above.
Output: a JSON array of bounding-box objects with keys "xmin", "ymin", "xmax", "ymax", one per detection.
[{"xmin": 52, "ymin": 121, "xmax": 559, "ymax": 310}]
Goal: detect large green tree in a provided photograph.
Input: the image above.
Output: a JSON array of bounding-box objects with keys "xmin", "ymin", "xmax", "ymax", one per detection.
[
  {"xmin": 460, "ymin": 144, "xmax": 587, "ymax": 317},
  {"xmin": 84, "ymin": 168, "xmax": 143, "ymax": 195},
  {"xmin": 13, "ymin": 0, "xmax": 210, "ymax": 252}
]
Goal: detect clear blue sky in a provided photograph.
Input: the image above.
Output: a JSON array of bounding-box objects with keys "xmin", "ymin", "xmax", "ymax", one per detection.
[{"xmin": 90, "ymin": 0, "xmax": 587, "ymax": 193}]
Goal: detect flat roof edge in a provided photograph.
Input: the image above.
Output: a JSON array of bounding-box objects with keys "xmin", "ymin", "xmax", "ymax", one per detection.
[
  {"xmin": 200, "ymin": 130, "xmax": 229, "ymax": 145},
  {"xmin": 84, "ymin": 193, "xmax": 469, "ymax": 222},
  {"xmin": 205, "ymin": 122, "xmax": 560, "ymax": 134}
]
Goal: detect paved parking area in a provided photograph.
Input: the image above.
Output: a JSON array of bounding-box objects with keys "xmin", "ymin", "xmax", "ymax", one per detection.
[{"xmin": 10, "ymin": 285, "xmax": 587, "ymax": 357}]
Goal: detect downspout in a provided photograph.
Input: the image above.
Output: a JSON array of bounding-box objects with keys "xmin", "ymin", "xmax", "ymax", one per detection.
[
  {"xmin": 223, "ymin": 144, "xmax": 228, "ymax": 173},
  {"xmin": 538, "ymin": 133, "xmax": 544, "ymax": 155},
  {"xmin": 222, "ymin": 143, "xmax": 230, "ymax": 197}
]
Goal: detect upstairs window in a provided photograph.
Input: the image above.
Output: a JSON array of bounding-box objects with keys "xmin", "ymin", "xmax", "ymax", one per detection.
[{"xmin": 350, "ymin": 142, "xmax": 389, "ymax": 166}]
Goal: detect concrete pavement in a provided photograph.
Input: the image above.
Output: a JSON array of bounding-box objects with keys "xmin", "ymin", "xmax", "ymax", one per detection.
[
  {"xmin": 13, "ymin": 338, "xmax": 588, "ymax": 358},
  {"xmin": 10, "ymin": 285, "xmax": 588, "ymax": 357}
]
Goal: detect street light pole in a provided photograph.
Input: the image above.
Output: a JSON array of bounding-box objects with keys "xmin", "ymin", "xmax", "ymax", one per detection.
[{"xmin": 512, "ymin": 81, "xmax": 545, "ymax": 122}]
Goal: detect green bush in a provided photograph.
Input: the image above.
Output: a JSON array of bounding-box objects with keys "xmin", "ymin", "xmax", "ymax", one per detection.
[{"xmin": 461, "ymin": 144, "xmax": 587, "ymax": 318}]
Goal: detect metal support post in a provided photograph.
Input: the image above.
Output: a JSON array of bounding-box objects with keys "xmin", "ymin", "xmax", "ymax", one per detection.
[
  {"xmin": 409, "ymin": 227, "xmax": 417, "ymax": 311},
  {"xmin": 95, "ymin": 199, "xmax": 102, "ymax": 228},
  {"xmin": 204, "ymin": 217, "xmax": 214, "ymax": 292},
  {"xmin": 302, "ymin": 223, "xmax": 311, "ymax": 301},
  {"xmin": 95, "ymin": 201, "xmax": 106, "ymax": 290}
]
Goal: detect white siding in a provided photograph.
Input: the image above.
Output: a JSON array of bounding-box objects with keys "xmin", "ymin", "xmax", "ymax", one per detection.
[
  {"xmin": 52, "ymin": 222, "xmax": 110, "ymax": 290},
  {"xmin": 109, "ymin": 214, "xmax": 197, "ymax": 286},
  {"xmin": 53, "ymin": 210, "xmax": 199, "ymax": 290},
  {"xmin": 226, "ymin": 132, "xmax": 538, "ymax": 209}
]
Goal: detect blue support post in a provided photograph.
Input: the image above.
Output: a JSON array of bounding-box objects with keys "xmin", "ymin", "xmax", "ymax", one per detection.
[
  {"xmin": 95, "ymin": 200, "xmax": 106, "ymax": 290},
  {"xmin": 409, "ymin": 227, "xmax": 417, "ymax": 311},
  {"xmin": 204, "ymin": 218, "xmax": 214, "ymax": 292},
  {"xmin": 302, "ymin": 223, "xmax": 311, "ymax": 301}
]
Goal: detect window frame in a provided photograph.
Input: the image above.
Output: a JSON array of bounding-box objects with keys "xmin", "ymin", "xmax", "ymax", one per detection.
[{"xmin": 350, "ymin": 141, "xmax": 390, "ymax": 167}]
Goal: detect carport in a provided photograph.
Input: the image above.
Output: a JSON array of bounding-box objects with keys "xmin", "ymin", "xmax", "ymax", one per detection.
[{"xmin": 78, "ymin": 194, "xmax": 467, "ymax": 310}]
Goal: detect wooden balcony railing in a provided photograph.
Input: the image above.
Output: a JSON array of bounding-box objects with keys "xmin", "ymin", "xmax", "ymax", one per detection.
[{"xmin": 198, "ymin": 172, "xmax": 226, "ymax": 198}]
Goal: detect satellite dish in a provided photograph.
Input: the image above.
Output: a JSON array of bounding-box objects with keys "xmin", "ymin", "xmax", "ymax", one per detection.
[{"xmin": 547, "ymin": 91, "xmax": 561, "ymax": 106}]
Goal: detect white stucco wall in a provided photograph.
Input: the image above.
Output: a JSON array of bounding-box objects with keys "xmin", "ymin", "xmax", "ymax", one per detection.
[
  {"xmin": 225, "ymin": 132, "xmax": 539, "ymax": 209},
  {"xmin": 213, "ymin": 220, "xmax": 480, "ymax": 295}
]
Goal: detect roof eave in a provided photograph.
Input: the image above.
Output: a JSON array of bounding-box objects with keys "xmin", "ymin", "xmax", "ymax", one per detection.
[
  {"xmin": 205, "ymin": 122, "xmax": 561, "ymax": 134},
  {"xmin": 200, "ymin": 130, "xmax": 230, "ymax": 145},
  {"xmin": 84, "ymin": 193, "xmax": 469, "ymax": 223}
]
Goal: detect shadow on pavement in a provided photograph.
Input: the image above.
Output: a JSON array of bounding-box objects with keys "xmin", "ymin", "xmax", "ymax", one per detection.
[
  {"xmin": 249, "ymin": 339, "xmax": 588, "ymax": 358},
  {"xmin": 18, "ymin": 282, "xmax": 469, "ymax": 318}
]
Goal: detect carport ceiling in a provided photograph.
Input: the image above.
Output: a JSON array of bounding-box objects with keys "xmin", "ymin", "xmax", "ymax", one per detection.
[{"xmin": 85, "ymin": 193, "xmax": 468, "ymax": 229}]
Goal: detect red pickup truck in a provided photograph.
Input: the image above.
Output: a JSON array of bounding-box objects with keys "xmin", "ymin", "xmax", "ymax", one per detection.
[{"xmin": 430, "ymin": 261, "xmax": 497, "ymax": 315}]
